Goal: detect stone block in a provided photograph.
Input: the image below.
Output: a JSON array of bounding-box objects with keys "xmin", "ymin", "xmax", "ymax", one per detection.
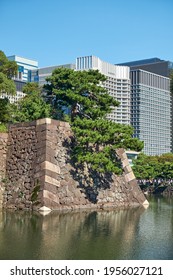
[
  {"xmin": 36, "ymin": 118, "xmax": 51, "ymax": 125},
  {"xmin": 45, "ymin": 175, "xmax": 60, "ymax": 187},
  {"xmin": 44, "ymin": 182, "xmax": 58, "ymax": 194},
  {"xmin": 121, "ymin": 152, "xmax": 127, "ymax": 160},
  {"xmin": 46, "ymin": 146, "xmax": 56, "ymax": 157},
  {"xmin": 42, "ymin": 197, "xmax": 59, "ymax": 209},
  {"xmin": 122, "ymin": 158, "xmax": 129, "ymax": 168},
  {"xmin": 46, "ymin": 124, "xmax": 58, "ymax": 131},
  {"xmin": 124, "ymin": 171, "xmax": 135, "ymax": 182},
  {"xmin": 51, "ymin": 119, "xmax": 60, "ymax": 126},
  {"xmin": 45, "ymin": 154, "xmax": 57, "ymax": 164},
  {"xmin": 116, "ymin": 148, "xmax": 124, "ymax": 157},
  {"xmin": 128, "ymin": 178, "xmax": 138, "ymax": 188},
  {"xmin": 43, "ymin": 189, "xmax": 59, "ymax": 204},
  {"xmin": 41, "ymin": 161, "xmax": 60, "ymax": 174},
  {"xmin": 35, "ymin": 124, "xmax": 47, "ymax": 132},
  {"xmin": 36, "ymin": 154, "xmax": 46, "ymax": 164},
  {"xmin": 45, "ymin": 169, "xmax": 60, "ymax": 180},
  {"xmin": 124, "ymin": 165, "xmax": 132, "ymax": 173}
]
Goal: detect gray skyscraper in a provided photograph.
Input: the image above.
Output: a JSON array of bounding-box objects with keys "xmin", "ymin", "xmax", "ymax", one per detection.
[
  {"xmin": 130, "ymin": 69, "xmax": 171, "ymax": 155},
  {"xmin": 118, "ymin": 57, "xmax": 173, "ymax": 154}
]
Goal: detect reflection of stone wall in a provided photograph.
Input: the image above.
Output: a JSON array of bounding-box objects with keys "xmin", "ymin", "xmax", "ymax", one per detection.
[
  {"xmin": 0, "ymin": 133, "xmax": 8, "ymax": 208},
  {"xmin": 1, "ymin": 118, "xmax": 147, "ymax": 211},
  {"xmin": 0, "ymin": 208, "xmax": 146, "ymax": 259}
]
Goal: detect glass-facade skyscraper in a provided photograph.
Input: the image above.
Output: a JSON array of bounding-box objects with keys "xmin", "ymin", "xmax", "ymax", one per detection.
[{"xmin": 130, "ymin": 69, "xmax": 171, "ymax": 155}]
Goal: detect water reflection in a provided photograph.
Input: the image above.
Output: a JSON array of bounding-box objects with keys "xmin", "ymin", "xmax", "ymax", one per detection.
[{"xmin": 0, "ymin": 196, "xmax": 173, "ymax": 260}]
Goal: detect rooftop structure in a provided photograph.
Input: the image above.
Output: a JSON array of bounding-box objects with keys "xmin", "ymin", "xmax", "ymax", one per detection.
[{"xmin": 118, "ymin": 57, "xmax": 173, "ymax": 77}]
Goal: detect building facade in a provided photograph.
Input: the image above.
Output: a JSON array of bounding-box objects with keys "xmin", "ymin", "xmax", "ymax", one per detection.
[
  {"xmin": 118, "ymin": 57, "xmax": 173, "ymax": 77},
  {"xmin": 118, "ymin": 57, "xmax": 173, "ymax": 154},
  {"xmin": 7, "ymin": 55, "xmax": 38, "ymax": 82},
  {"xmin": 76, "ymin": 55, "xmax": 131, "ymax": 124},
  {"xmin": 31, "ymin": 64, "xmax": 76, "ymax": 86},
  {"xmin": 0, "ymin": 80, "xmax": 26, "ymax": 103},
  {"xmin": 1, "ymin": 55, "xmax": 38, "ymax": 103},
  {"xmin": 130, "ymin": 69, "xmax": 171, "ymax": 155}
]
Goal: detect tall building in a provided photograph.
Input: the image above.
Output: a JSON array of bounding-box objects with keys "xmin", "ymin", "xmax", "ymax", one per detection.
[
  {"xmin": 1, "ymin": 55, "xmax": 38, "ymax": 103},
  {"xmin": 118, "ymin": 57, "xmax": 173, "ymax": 77},
  {"xmin": 31, "ymin": 64, "xmax": 76, "ymax": 86},
  {"xmin": 7, "ymin": 55, "xmax": 38, "ymax": 82},
  {"xmin": 0, "ymin": 80, "xmax": 26, "ymax": 103},
  {"xmin": 130, "ymin": 69, "xmax": 171, "ymax": 155},
  {"xmin": 76, "ymin": 55, "xmax": 131, "ymax": 124},
  {"xmin": 0, "ymin": 55, "xmax": 33, "ymax": 103},
  {"xmin": 118, "ymin": 57, "xmax": 173, "ymax": 155}
]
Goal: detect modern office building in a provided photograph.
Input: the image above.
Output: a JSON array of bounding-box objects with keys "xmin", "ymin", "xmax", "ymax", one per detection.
[
  {"xmin": 118, "ymin": 57, "xmax": 173, "ymax": 154},
  {"xmin": 130, "ymin": 69, "xmax": 171, "ymax": 155},
  {"xmin": 118, "ymin": 57, "xmax": 173, "ymax": 77},
  {"xmin": 0, "ymin": 55, "xmax": 37, "ymax": 103},
  {"xmin": 0, "ymin": 80, "xmax": 26, "ymax": 103},
  {"xmin": 31, "ymin": 64, "xmax": 76, "ymax": 86},
  {"xmin": 7, "ymin": 55, "xmax": 38, "ymax": 82},
  {"xmin": 76, "ymin": 55, "xmax": 131, "ymax": 124}
]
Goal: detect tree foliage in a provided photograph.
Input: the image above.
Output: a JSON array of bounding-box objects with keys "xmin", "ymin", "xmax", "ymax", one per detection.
[
  {"xmin": 11, "ymin": 82, "xmax": 51, "ymax": 122},
  {"xmin": 0, "ymin": 97, "xmax": 10, "ymax": 123},
  {"xmin": 44, "ymin": 68, "xmax": 120, "ymax": 121},
  {"xmin": 45, "ymin": 68, "xmax": 143, "ymax": 173},
  {"xmin": 132, "ymin": 153, "xmax": 173, "ymax": 180},
  {"xmin": 0, "ymin": 50, "xmax": 17, "ymax": 95}
]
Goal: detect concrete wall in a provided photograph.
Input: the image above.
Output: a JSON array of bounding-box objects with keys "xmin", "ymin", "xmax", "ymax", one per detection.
[{"xmin": 1, "ymin": 118, "xmax": 147, "ymax": 211}]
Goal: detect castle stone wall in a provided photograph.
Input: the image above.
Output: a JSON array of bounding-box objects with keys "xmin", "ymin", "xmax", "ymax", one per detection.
[
  {"xmin": 0, "ymin": 133, "xmax": 8, "ymax": 208},
  {"xmin": 1, "ymin": 119, "xmax": 147, "ymax": 211}
]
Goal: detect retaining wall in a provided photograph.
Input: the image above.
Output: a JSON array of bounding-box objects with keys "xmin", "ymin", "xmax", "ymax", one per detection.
[
  {"xmin": 0, "ymin": 133, "xmax": 8, "ymax": 208},
  {"xmin": 1, "ymin": 118, "xmax": 148, "ymax": 211}
]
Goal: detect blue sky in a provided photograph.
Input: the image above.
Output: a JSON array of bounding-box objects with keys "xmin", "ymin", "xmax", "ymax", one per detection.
[{"xmin": 1, "ymin": 0, "xmax": 173, "ymax": 67}]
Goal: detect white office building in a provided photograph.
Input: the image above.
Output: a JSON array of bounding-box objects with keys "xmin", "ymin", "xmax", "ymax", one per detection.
[{"xmin": 76, "ymin": 55, "xmax": 131, "ymax": 124}]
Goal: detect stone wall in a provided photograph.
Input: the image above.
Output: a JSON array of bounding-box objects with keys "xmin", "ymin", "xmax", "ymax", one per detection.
[
  {"xmin": 0, "ymin": 133, "xmax": 8, "ymax": 208},
  {"xmin": 2, "ymin": 118, "xmax": 148, "ymax": 211}
]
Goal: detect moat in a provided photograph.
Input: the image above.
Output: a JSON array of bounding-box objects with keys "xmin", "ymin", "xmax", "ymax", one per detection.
[{"xmin": 0, "ymin": 195, "xmax": 173, "ymax": 260}]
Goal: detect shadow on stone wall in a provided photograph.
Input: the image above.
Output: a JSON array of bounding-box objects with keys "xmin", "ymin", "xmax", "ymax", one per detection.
[{"xmin": 63, "ymin": 137, "xmax": 121, "ymax": 204}]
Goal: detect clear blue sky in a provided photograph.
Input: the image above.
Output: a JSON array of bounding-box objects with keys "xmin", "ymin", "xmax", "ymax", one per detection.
[{"xmin": 1, "ymin": 0, "xmax": 173, "ymax": 67}]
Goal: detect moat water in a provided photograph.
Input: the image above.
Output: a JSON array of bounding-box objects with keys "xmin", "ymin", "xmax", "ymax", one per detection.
[{"xmin": 0, "ymin": 195, "xmax": 173, "ymax": 260}]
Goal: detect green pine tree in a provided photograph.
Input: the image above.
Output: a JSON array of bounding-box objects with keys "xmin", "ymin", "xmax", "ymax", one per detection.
[
  {"xmin": 0, "ymin": 50, "xmax": 18, "ymax": 131},
  {"xmin": 45, "ymin": 67, "xmax": 144, "ymax": 174}
]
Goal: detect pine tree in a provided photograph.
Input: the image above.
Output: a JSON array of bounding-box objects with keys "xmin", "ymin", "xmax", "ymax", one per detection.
[{"xmin": 45, "ymin": 67, "xmax": 144, "ymax": 174}]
